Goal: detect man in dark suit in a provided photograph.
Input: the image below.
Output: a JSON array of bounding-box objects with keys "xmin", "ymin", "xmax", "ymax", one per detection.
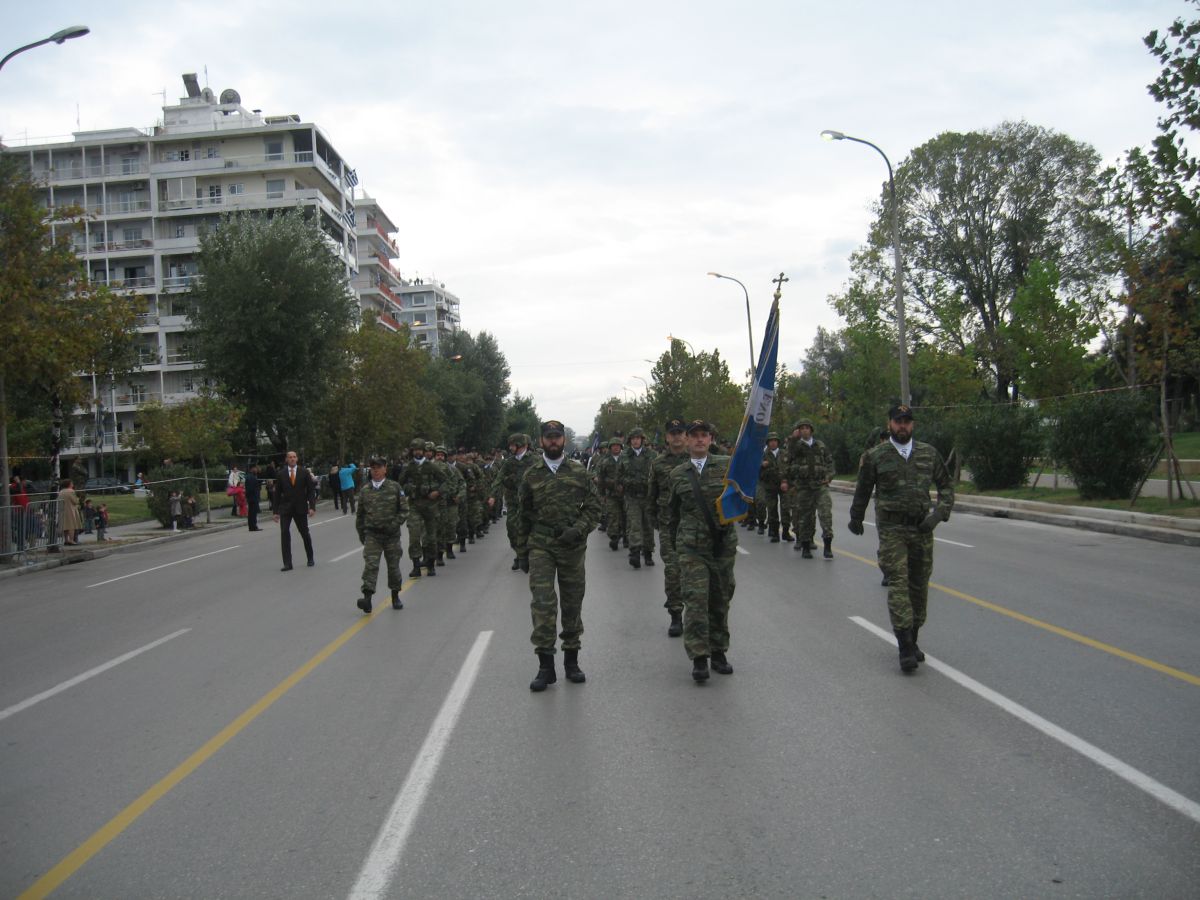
[
  {"xmin": 273, "ymin": 450, "xmax": 317, "ymax": 571},
  {"xmin": 245, "ymin": 465, "xmax": 264, "ymax": 532}
]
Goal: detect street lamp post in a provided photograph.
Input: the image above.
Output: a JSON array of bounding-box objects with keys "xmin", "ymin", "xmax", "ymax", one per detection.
[
  {"xmin": 631, "ymin": 375, "xmax": 649, "ymax": 398},
  {"xmin": 706, "ymin": 272, "xmax": 756, "ymax": 375},
  {"xmin": 0, "ymin": 26, "xmax": 90, "ymax": 72},
  {"xmin": 666, "ymin": 334, "xmax": 696, "ymax": 356},
  {"xmin": 821, "ymin": 129, "xmax": 911, "ymax": 406}
]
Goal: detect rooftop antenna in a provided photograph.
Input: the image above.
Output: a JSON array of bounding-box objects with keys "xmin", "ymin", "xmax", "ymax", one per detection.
[
  {"xmin": 203, "ymin": 65, "xmax": 209, "ymax": 89},
  {"xmin": 75, "ymin": 102, "xmax": 80, "ymax": 130},
  {"xmin": 152, "ymin": 88, "xmax": 166, "ymax": 108}
]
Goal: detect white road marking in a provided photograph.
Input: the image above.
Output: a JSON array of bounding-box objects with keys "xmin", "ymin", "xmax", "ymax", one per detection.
[
  {"xmin": 348, "ymin": 630, "xmax": 493, "ymax": 899},
  {"xmin": 849, "ymin": 616, "xmax": 1200, "ymax": 825},
  {"xmin": 87, "ymin": 546, "xmax": 240, "ymax": 588},
  {"xmin": 0, "ymin": 629, "xmax": 190, "ymax": 722},
  {"xmin": 865, "ymin": 520, "xmax": 973, "ymax": 548},
  {"xmin": 736, "ymin": 547, "xmax": 750, "ymax": 555},
  {"xmin": 330, "ymin": 547, "xmax": 361, "ymax": 563}
]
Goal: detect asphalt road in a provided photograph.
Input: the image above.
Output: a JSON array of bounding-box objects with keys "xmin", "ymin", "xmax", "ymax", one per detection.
[{"xmin": 1, "ymin": 498, "xmax": 1198, "ymax": 899}]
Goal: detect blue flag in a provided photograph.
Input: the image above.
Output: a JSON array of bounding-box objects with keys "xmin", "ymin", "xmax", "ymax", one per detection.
[{"xmin": 718, "ymin": 295, "xmax": 780, "ymax": 524}]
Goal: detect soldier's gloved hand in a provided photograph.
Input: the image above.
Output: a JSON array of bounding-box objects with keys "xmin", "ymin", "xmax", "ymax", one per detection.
[
  {"xmin": 848, "ymin": 519, "xmax": 864, "ymax": 536},
  {"xmin": 558, "ymin": 526, "xmax": 582, "ymax": 545},
  {"xmin": 518, "ymin": 556, "xmax": 530, "ymax": 573},
  {"xmin": 357, "ymin": 530, "xmax": 365, "ymax": 544},
  {"xmin": 918, "ymin": 511, "xmax": 941, "ymax": 533}
]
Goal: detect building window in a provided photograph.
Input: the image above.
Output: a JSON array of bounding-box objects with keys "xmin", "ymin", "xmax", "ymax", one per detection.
[
  {"xmin": 228, "ymin": 183, "xmax": 245, "ymax": 195},
  {"xmin": 266, "ymin": 178, "xmax": 285, "ymax": 199},
  {"xmin": 208, "ymin": 185, "xmax": 222, "ymax": 205},
  {"xmin": 164, "ymin": 149, "xmax": 190, "ymax": 162},
  {"xmin": 174, "ymin": 224, "xmax": 186, "ymax": 239},
  {"xmin": 412, "ymin": 313, "xmax": 426, "ymax": 326},
  {"xmin": 265, "ymin": 140, "xmax": 283, "ymax": 162},
  {"xmin": 206, "ymin": 146, "xmax": 219, "ymax": 159},
  {"xmin": 412, "ymin": 294, "xmax": 427, "ymax": 306},
  {"xmin": 123, "ymin": 227, "xmax": 142, "ymax": 244}
]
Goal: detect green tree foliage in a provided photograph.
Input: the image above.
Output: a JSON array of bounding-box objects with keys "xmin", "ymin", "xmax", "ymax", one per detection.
[
  {"xmin": 634, "ymin": 339, "xmax": 745, "ymax": 439},
  {"xmin": 427, "ymin": 331, "xmax": 512, "ymax": 450},
  {"xmin": 131, "ymin": 392, "xmax": 243, "ymax": 466},
  {"xmin": 0, "ymin": 155, "xmax": 143, "ymax": 515},
  {"xmin": 313, "ymin": 314, "xmax": 438, "ymax": 462},
  {"xmin": 592, "ymin": 396, "xmax": 642, "ymax": 443},
  {"xmin": 1048, "ymin": 391, "xmax": 1157, "ymax": 499},
  {"xmin": 501, "ymin": 392, "xmax": 540, "ymax": 446},
  {"xmin": 187, "ymin": 209, "xmax": 357, "ymax": 453},
  {"xmin": 835, "ymin": 122, "xmax": 1114, "ymax": 401},
  {"xmin": 955, "ymin": 404, "xmax": 1044, "ymax": 490}
]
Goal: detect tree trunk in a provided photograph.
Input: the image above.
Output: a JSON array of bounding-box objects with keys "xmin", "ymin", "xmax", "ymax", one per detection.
[
  {"xmin": 49, "ymin": 394, "xmax": 64, "ymax": 489},
  {"xmin": 1, "ymin": 370, "xmax": 11, "ymax": 557}
]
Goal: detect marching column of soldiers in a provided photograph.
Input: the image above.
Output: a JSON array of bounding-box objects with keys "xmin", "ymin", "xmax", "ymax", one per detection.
[{"xmin": 348, "ymin": 404, "xmax": 954, "ymax": 687}]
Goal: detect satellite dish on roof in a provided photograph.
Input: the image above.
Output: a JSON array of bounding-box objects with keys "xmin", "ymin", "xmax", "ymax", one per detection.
[
  {"xmin": 220, "ymin": 88, "xmax": 241, "ymax": 105},
  {"xmin": 201, "ymin": 87, "xmax": 216, "ymax": 103}
]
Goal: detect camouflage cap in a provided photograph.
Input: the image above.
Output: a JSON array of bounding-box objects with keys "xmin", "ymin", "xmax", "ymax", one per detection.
[
  {"xmin": 766, "ymin": 432, "xmax": 780, "ymax": 441},
  {"xmin": 792, "ymin": 418, "xmax": 814, "ymax": 430},
  {"xmin": 368, "ymin": 455, "xmax": 387, "ymax": 468},
  {"xmin": 434, "ymin": 445, "xmax": 447, "ymax": 455},
  {"xmin": 508, "ymin": 433, "xmax": 529, "ymax": 447},
  {"xmin": 424, "ymin": 441, "xmax": 436, "ymax": 452},
  {"xmin": 607, "ymin": 436, "xmax": 624, "ymax": 447},
  {"xmin": 888, "ymin": 404, "xmax": 914, "ymax": 421},
  {"xmin": 629, "ymin": 427, "xmax": 645, "ymax": 439},
  {"xmin": 664, "ymin": 417, "xmax": 687, "ymax": 433},
  {"xmin": 409, "ymin": 438, "xmax": 425, "ymax": 450}
]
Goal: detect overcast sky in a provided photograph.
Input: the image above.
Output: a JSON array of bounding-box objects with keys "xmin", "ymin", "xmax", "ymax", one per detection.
[{"xmin": 1, "ymin": 0, "xmax": 1182, "ymax": 436}]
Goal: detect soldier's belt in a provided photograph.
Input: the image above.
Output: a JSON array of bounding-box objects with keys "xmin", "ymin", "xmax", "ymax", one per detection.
[
  {"xmin": 876, "ymin": 510, "xmax": 925, "ymax": 527},
  {"xmin": 531, "ymin": 522, "xmax": 565, "ymax": 538}
]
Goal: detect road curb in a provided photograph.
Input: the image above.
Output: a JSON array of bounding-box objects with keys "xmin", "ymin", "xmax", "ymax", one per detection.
[{"xmin": 829, "ymin": 481, "xmax": 1200, "ymax": 548}]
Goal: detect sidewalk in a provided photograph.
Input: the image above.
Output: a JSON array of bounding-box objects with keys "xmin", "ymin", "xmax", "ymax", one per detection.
[{"xmin": 829, "ymin": 481, "xmax": 1200, "ymax": 548}]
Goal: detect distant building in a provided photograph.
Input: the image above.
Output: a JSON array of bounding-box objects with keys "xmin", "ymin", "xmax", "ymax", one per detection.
[
  {"xmin": 397, "ymin": 281, "xmax": 462, "ymax": 355},
  {"xmin": 352, "ymin": 192, "xmax": 405, "ymax": 331},
  {"xmin": 6, "ymin": 74, "xmax": 359, "ymax": 475}
]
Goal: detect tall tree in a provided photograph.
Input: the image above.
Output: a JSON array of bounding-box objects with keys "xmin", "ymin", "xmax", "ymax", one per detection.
[
  {"xmin": 0, "ymin": 156, "xmax": 142, "ymax": 526},
  {"xmin": 501, "ymin": 392, "xmax": 540, "ymax": 445},
  {"xmin": 835, "ymin": 121, "xmax": 1114, "ymax": 401},
  {"xmin": 187, "ymin": 209, "xmax": 357, "ymax": 453},
  {"xmin": 428, "ymin": 330, "xmax": 512, "ymax": 450},
  {"xmin": 637, "ymin": 339, "xmax": 744, "ymax": 437}
]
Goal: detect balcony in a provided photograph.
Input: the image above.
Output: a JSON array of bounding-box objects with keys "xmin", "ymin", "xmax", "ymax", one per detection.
[
  {"xmin": 163, "ymin": 351, "xmax": 197, "ymax": 367},
  {"xmin": 154, "ymin": 149, "xmax": 317, "ymax": 175},
  {"xmin": 163, "ymin": 274, "xmax": 201, "ymax": 292},
  {"xmin": 80, "ymin": 238, "xmax": 154, "ymax": 254},
  {"xmin": 79, "ymin": 198, "xmax": 153, "ymax": 217},
  {"xmin": 51, "ymin": 160, "xmax": 150, "ymax": 181},
  {"xmin": 363, "ymin": 218, "xmax": 400, "ymax": 256},
  {"xmin": 378, "ymin": 312, "xmax": 400, "ymax": 331},
  {"xmin": 158, "ymin": 186, "xmax": 331, "ymax": 214},
  {"xmin": 91, "ymin": 275, "xmax": 156, "ymax": 290}
]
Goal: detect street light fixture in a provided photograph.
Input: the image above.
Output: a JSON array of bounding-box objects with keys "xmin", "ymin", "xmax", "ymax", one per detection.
[
  {"xmin": 821, "ymin": 128, "xmax": 911, "ymax": 405},
  {"xmin": 631, "ymin": 375, "xmax": 649, "ymax": 397},
  {"xmin": 666, "ymin": 334, "xmax": 695, "ymax": 355},
  {"xmin": 706, "ymin": 272, "xmax": 755, "ymax": 374},
  {"xmin": 1, "ymin": 26, "xmax": 90, "ymax": 72}
]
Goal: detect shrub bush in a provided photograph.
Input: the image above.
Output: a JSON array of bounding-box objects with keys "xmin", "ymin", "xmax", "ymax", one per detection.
[
  {"xmin": 955, "ymin": 404, "xmax": 1044, "ymax": 490},
  {"xmin": 145, "ymin": 465, "xmax": 207, "ymax": 526},
  {"xmin": 1048, "ymin": 391, "xmax": 1158, "ymax": 499}
]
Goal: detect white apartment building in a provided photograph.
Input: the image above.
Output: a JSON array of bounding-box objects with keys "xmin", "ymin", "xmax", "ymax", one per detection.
[
  {"xmin": 398, "ymin": 281, "xmax": 462, "ymax": 355},
  {"xmin": 7, "ymin": 74, "xmax": 361, "ymax": 476},
  {"xmin": 352, "ymin": 192, "xmax": 405, "ymax": 330}
]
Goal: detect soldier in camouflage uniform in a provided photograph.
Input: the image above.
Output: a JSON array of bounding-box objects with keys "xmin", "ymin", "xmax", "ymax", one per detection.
[
  {"xmin": 490, "ymin": 433, "xmax": 539, "ymax": 571},
  {"xmin": 849, "ymin": 404, "xmax": 954, "ymax": 673},
  {"xmin": 666, "ymin": 419, "xmax": 738, "ymax": 682},
  {"xmin": 435, "ymin": 446, "xmax": 465, "ymax": 563},
  {"xmin": 462, "ymin": 449, "xmax": 487, "ymax": 543},
  {"xmin": 595, "ymin": 438, "xmax": 627, "ymax": 551},
  {"xmin": 617, "ymin": 427, "xmax": 657, "ymax": 569},
  {"xmin": 648, "ymin": 417, "xmax": 689, "ymax": 636},
  {"xmin": 517, "ymin": 420, "xmax": 601, "ymax": 692},
  {"xmin": 355, "ymin": 457, "xmax": 409, "ymax": 614},
  {"xmin": 400, "ymin": 438, "xmax": 446, "ymax": 577},
  {"xmin": 755, "ymin": 432, "xmax": 790, "ymax": 541},
  {"xmin": 784, "ymin": 418, "xmax": 835, "ymax": 559}
]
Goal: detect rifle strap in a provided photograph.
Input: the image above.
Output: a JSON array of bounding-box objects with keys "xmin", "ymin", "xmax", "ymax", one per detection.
[{"xmin": 685, "ymin": 463, "xmax": 721, "ymax": 553}]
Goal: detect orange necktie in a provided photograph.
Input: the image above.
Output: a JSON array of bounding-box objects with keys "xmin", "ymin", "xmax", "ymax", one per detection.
[{"xmin": 290, "ymin": 469, "xmax": 296, "ymax": 486}]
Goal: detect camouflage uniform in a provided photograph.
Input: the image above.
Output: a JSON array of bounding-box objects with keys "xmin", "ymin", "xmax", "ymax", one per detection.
[
  {"xmin": 400, "ymin": 440, "xmax": 447, "ymax": 573},
  {"xmin": 616, "ymin": 430, "xmax": 657, "ymax": 565},
  {"xmin": 439, "ymin": 450, "xmax": 467, "ymax": 557},
  {"xmin": 649, "ymin": 441, "xmax": 689, "ymax": 621},
  {"xmin": 786, "ymin": 425, "xmax": 835, "ymax": 551},
  {"xmin": 355, "ymin": 473, "xmax": 408, "ymax": 598},
  {"xmin": 849, "ymin": 436, "xmax": 954, "ymax": 634},
  {"xmin": 595, "ymin": 441, "xmax": 626, "ymax": 550},
  {"xmin": 666, "ymin": 450, "xmax": 737, "ymax": 663},
  {"xmin": 464, "ymin": 454, "xmax": 486, "ymax": 538},
  {"xmin": 492, "ymin": 436, "xmax": 539, "ymax": 566},
  {"xmin": 517, "ymin": 452, "xmax": 600, "ymax": 654},
  {"xmin": 755, "ymin": 434, "xmax": 790, "ymax": 539}
]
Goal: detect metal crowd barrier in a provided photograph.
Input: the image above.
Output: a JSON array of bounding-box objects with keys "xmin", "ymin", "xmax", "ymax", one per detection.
[{"xmin": 1, "ymin": 499, "xmax": 63, "ymax": 562}]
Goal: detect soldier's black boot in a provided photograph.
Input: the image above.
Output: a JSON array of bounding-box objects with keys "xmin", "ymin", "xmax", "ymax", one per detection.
[
  {"xmin": 511, "ymin": 556, "xmax": 521, "ymax": 570},
  {"xmin": 691, "ymin": 656, "xmax": 710, "ymax": 682},
  {"xmin": 643, "ymin": 549, "xmax": 654, "ymax": 567},
  {"xmin": 563, "ymin": 649, "xmax": 586, "ymax": 684},
  {"xmin": 357, "ymin": 593, "xmax": 372, "ymax": 615},
  {"xmin": 530, "ymin": 652, "xmax": 556, "ymax": 692},
  {"xmin": 801, "ymin": 542, "xmax": 814, "ymax": 559},
  {"xmin": 458, "ymin": 536, "xmax": 467, "ymax": 552},
  {"xmin": 628, "ymin": 549, "xmax": 641, "ymax": 569},
  {"xmin": 609, "ymin": 536, "xmax": 620, "ymax": 551},
  {"xmin": 911, "ymin": 625, "xmax": 925, "ymax": 662},
  {"xmin": 710, "ymin": 650, "xmax": 733, "ymax": 675},
  {"xmin": 424, "ymin": 557, "xmax": 437, "ymax": 577},
  {"xmin": 444, "ymin": 543, "xmax": 455, "ymax": 560},
  {"xmin": 667, "ymin": 610, "xmax": 683, "ymax": 637},
  {"xmin": 391, "ymin": 589, "xmax": 403, "ymax": 610},
  {"xmin": 756, "ymin": 523, "xmax": 766, "ymax": 535},
  {"xmin": 894, "ymin": 627, "xmax": 919, "ymax": 673},
  {"xmin": 823, "ymin": 536, "xmax": 833, "ymax": 560},
  {"xmin": 782, "ymin": 527, "xmax": 794, "ymax": 542},
  {"xmin": 622, "ymin": 535, "xmax": 629, "ymax": 548},
  {"xmin": 468, "ymin": 530, "xmax": 475, "ymax": 545},
  {"xmin": 409, "ymin": 561, "xmax": 423, "ymax": 578},
  {"xmin": 769, "ymin": 527, "xmax": 780, "ymax": 543}
]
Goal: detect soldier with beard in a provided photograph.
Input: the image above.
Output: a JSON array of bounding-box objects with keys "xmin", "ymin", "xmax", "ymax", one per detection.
[
  {"xmin": 518, "ymin": 421, "xmax": 601, "ymax": 692},
  {"xmin": 849, "ymin": 405, "xmax": 954, "ymax": 673}
]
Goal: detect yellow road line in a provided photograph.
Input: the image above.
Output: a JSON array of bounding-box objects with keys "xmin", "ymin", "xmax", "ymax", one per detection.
[
  {"xmin": 18, "ymin": 585, "xmax": 409, "ymax": 900},
  {"xmin": 835, "ymin": 548, "xmax": 1200, "ymax": 688}
]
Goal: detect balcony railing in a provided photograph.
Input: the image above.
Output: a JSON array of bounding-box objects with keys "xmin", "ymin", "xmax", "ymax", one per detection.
[
  {"xmin": 90, "ymin": 275, "xmax": 156, "ymax": 290},
  {"xmin": 51, "ymin": 160, "xmax": 150, "ymax": 180},
  {"xmin": 76, "ymin": 198, "xmax": 153, "ymax": 216},
  {"xmin": 163, "ymin": 274, "xmax": 201, "ymax": 291},
  {"xmin": 365, "ymin": 218, "xmax": 400, "ymax": 256},
  {"xmin": 164, "ymin": 351, "xmax": 196, "ymax": 366},
  {"xmin": 79, "ymin": 238, "xmax": 154, "ymax": 254},
  {"xmin": 158, "ymin": 186, "xmax": 325, "ymax": 213}
]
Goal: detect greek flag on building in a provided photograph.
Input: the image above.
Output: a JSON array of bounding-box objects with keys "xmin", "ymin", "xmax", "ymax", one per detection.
[{"xmin": 717, "ymin": 294, "xmax": 780, "ymax": 524}]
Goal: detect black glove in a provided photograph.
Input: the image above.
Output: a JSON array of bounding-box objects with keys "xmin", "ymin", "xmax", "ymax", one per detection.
[
  {"xmin": 518, "ymin": 556, "xmax": 530, "ymax": 573},
  {"xmin": 848, "ymin": 520, "xmax": 864, "ymax": 536},
  {"xmin": 357, "ymin": 530, "xmax": 365, "ymax": 544},
  {"xmin": 558, "ymin": 526, "xmax": 582, "ymax": 545},
  {"xmin": 918, "ymin": 511, "xmax": 941, "ymax": 533}
]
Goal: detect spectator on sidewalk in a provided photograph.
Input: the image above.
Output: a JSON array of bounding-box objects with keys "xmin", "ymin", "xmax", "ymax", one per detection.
[{"xmin": 59, "ymin": 480, "xmax": 82, "ymax": 545}]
